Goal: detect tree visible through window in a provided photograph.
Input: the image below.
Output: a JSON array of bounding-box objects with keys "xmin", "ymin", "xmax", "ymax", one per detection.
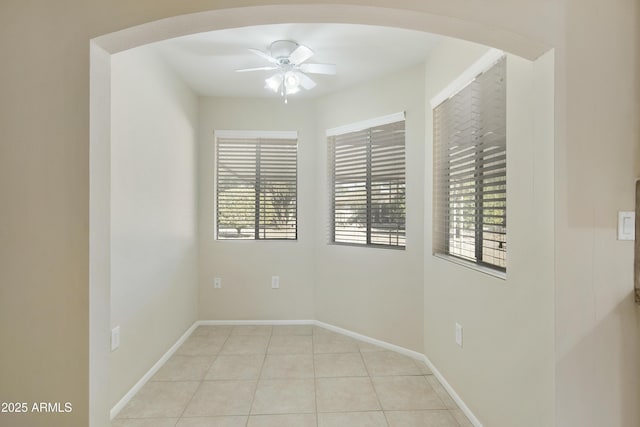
[
  {"xmin": 216, "ymin": 132, "xmax": 297, "ymax": 240},
  {"xmin": 328, "ymin": 115, "xmax": 406, "ymax": 248}
]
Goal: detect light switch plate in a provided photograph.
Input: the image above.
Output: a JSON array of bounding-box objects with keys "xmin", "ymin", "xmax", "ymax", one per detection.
[{"xmin": 618, "ymin": 211, "xmax": 635, "ymax": 240}]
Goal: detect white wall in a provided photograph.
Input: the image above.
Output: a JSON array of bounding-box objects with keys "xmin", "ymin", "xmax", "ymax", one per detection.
[
  {"xmin": 555, "ymin": 1, "xmax": 640, "ymax": 426},
  {"xmin": 313, "ymin": 64, "xmax": 426, "ymax": 352},
  {"xmin": 110, "ymin": 47, "xmax": 199, "ymax": 406},
  {"xmin": 423, "ymin": 39, "xmax": 556, "ymax": 426},
  {"xmin": 198, "ymin": 97, "xmax": 316, "ymax": 320}
]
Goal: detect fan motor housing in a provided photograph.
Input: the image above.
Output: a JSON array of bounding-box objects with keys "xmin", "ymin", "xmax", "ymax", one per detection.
[{"xmin": 270, "ymin": 40, "xmax": 299, "ymax": 60}]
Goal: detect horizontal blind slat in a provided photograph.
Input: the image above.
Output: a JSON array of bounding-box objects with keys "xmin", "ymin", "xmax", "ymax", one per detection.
[
  {"xmin": 216, "ymin": 135, "xmax": 297, "ymax": 240},
  {"xmin": 329, "ymin": 118, "xmax": 405, "ymax": 248},
  {"xmin": 433, "ymin": 56, "xmax": 506, "ymax": 269}
]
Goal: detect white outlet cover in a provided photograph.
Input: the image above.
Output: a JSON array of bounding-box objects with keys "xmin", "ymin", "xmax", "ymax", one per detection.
[
  {"xmin": 271, "ymin": 276, "xmax": 280, "ymax": 289},
  {"xmin": 214, "ymin": 277, "xmax": 222, "ymax": 289},
  {"xmin": 111, "ymin": 326, "xmax": 120, "ymax": 351},
  {"xmin": 455, "ymin": 323, "xmax": 463, "ymax": 347}
]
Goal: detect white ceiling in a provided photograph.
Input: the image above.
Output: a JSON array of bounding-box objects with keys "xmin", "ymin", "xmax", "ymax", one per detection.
[{"xmin": 148, "ymin": 23, "xmax": 443, "ymax": 99}]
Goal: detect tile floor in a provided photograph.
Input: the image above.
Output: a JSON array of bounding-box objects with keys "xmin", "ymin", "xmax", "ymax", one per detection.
[{"xmin": 113, "ymin": 325, "xmax": 474, "ymax": 427}]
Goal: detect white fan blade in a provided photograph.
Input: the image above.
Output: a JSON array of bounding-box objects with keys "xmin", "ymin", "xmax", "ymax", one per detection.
[
  {"xmin": 299, "ymin": 63, "xmax": 337, "ymax": 75},
  {"xmin": 236, "ymin": 66, "xmax": 278, "ymax": 73},
  {"xmin": 297, "ymin": 72, "xmax": 317, "ymax": 90},
  {"xmin": 248, "ymin": 48, "xmax": 278, "ymax": 64},
  {"xmin": 288, "ymin": 44, "xmax": 314, "ymax": 65},
  {"xmin": 265, "ymin": 74, "xmax": 283, "ymax": 92}
]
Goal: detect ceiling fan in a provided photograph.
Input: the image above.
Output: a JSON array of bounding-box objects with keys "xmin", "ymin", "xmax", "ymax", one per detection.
[{"xmin": 236, "ymin": 40, "xmax": 337, "ymax": 103}]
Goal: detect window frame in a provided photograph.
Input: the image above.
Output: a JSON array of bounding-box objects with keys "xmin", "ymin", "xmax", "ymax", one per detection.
[
  {"xmin": 431, "ymin": 49, "xmax": 507, "ymax": 276},
  {"xmin": 214, "ymin": 130, "xmax": 298, "ymax": 241},
  {"xmin": 327, "ymin": 112, "xmax": 406, "ymax": 250}
]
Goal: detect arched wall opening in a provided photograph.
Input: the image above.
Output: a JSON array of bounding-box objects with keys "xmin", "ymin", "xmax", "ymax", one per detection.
[{"xmin": 90, "ymin": 5, "xmax": 554, "ymax": 427}]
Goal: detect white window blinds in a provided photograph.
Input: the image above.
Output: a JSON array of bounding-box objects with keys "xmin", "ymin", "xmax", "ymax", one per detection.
[
  {"xmin": 328, "ymin": 117, "xmax": 406, "ymax": 248},
  {"xmin": 216, "ymin": 133, "xmax": 297, "ymax": 240},
  {"xmin": 433, "ymin": 56, "xmax": 506, "ymax": 270}
]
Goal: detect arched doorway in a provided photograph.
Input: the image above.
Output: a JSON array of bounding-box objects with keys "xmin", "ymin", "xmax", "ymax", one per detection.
[{"xmin": 90, "ymin": 5, "xmax": 552, "ymax": 427}]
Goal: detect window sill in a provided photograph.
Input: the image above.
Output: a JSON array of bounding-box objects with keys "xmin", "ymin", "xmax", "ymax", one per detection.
[
  {"xmin": 330, "ymin": 242, "xmax": 406, "ymax": 251},
  {"xmin": 215, "ymin": 237, "xmax": 298, "ymax": 242},
  {"xmin": 433, "ymin": 253, "xmax": 506, "ymax": 280}
]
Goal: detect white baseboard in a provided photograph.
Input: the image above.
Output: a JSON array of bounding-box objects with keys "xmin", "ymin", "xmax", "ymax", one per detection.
[
  {"xmin": 109, "ymin": 322, "xmax": 198, "ymax": 420},
  {"xmin": 422, "ymin": 354, "xmax": 483, "ymax": 427},
  {"xmin": 198, "ymin": 319, "xmax": 315, "ymax": 326},
  {"xmin": 314, "ymin": 321, "xmax": 425, "ymax": 361},
  {"xmin": 110, "ymin": 319, "xmax": 481, "ymax": 427}
]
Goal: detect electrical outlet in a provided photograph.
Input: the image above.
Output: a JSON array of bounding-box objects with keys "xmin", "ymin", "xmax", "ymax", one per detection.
[
  {"xmin": 214, "ymin": 277, "xmax": 222, "ymax": 289},
  {"xmin": 455, "ymin": 323, "xmax": 463, "ymax": 347},
  {"xmin": 271, "ymin": 276, "xmax": 280, "ymax": 289},
  {"xmin": 111, "ymin": 326, "xmax": 120, "ymax": 351}
]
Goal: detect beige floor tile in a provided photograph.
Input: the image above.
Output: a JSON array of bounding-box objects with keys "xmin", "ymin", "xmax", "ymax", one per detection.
[
  {"xmin": 316, "ymin": 377, "xmax": 381, "ymax": 413},
  {"xmin": 117, "ymin": 381, "xmax": 199, "ymax": 419},
  {"xmin": 152, "ymin": 355, "xmax": 215, "ymax": 381},
  {"xmin": 117, "ymin": 326, "xmax": 473, "ymax": 427},
  {"xmin": 362, "ymin": 351, "xmax": 421, "ymax": 376},
  {"xmin": 385, "ymin": 410, "xmax": 459, "ymax": 427},
  {"xmin": 182, "ymin": 380, "xmax": 256, "ymax": 417},
  {"xmin": 314, "ymin": 353, "xmax": 368, "ymax": 377},
  {"xmin": 267, "ymin": 335, "xmax": 312, "ymax": 354},
  {"xmin": 251, "ymin": 379, "xmax": 316, "ymax": 414},
  {"xmin": 312, "ymin": 328, "xmax": 350, "ymax": 339},
  {"xmin": 247, "ymin": 413, "xmax": 317, "ymax": 427},
  {"xmin": 450, "ymin": 409, "xmax": 474, "ymax": 427},
  {"xmin": 272, "ymin": 325, "xmax": 313, "ymax": 336},
  {"xmin": 177, "ymin": 335, "xmax": 227, "ymax": 356},
  {"xmin": 414, "ymin": 360, "xmax": 433, "ymax": 375},
  {"xmin": 357, "ymin": 341, "xmax": 387, "ymax": 352},
  {"xmin": 205, "ymin": 354, "xmax": 265, "ymax": 380},
  {"xmin": 312, "ymin": 326, "xmax": 333, "ymax": 335},
  {"xmin": 220, "ymin": 335, "xmax": 270, "ymax": 355},
  {"xmin": 261, "ymin": 354, "xmax": 314, "ymax": 379},
  {"xmin": 318, "ymin": 411, "xmax": 388, "ymax": 427},
  {"xmin": 231, "ymin": 325, "xmax": 273, "ymax": 336},
  {"xmin": 373, "ymin": 376, "xmax": 445, "ymax": 411},
  {"xmin": 313, "ymin": 335, "xmax": 360, "ymax": 354},
  {"xmin": 425, "ymin": 376, "xmax": 457, "ymax": 409},
  {"xmin": 191, "ymin": 325, "xmax": 233, "ymax": 337},
  {"xmin": 175, "ymin": 417, "xmax": 247, "ymax": 427},
  {"xmin": 112, "ymin": 419, "xmax": 178, "ymax": 427}
]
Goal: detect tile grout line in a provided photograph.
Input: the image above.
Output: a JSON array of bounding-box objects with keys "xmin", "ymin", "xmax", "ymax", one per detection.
[
  {"xmin": 312, "ymin": 331, "xmax": 319, "ymax": 427},
  {"xmin": 175, "ymin": 328, "xmax": 231, "ymax": 422},
  {"xmin": 117, "ymin": 323, "xmax": 473, "ymax": 427},
  {"xmin": 359, "ymin": 345, "xmax": 390, "ymax": 427},
  {"xmin": 425, "ymin": 373, "xmax": 466, "ymax": 427},
  {"xmin": 243, "ymin": 325, "xmax": 272, "ymax": 426}
]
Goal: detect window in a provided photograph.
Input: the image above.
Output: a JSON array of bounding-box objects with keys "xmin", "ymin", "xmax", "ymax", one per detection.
[
  {"xmin": 215, "ymin": 131, "xmax": 297, "ymax": 240},
  {"xmin": 433, "ymin": 55, "xmax": 506, "ymax": 271},
  {"xmin": 328, "ymin": 113, "xmax": 406, "ymax": 248}
]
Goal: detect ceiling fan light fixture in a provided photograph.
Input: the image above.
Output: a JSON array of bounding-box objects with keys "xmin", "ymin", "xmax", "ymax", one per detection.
[
  {"xmin": 265, "ymin": 74, "xmax": 282, "ymax": 92},
  {"xmin": 239, "ymin": 40, "xmax": 337, "ymax": 103},
  {"xmin": 284, "ymin": 72, "xmax": 300, "ymax": 91},
  {"xmin": 286, "ymin": 86, "xmax": 300, "ymax": 95}
]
